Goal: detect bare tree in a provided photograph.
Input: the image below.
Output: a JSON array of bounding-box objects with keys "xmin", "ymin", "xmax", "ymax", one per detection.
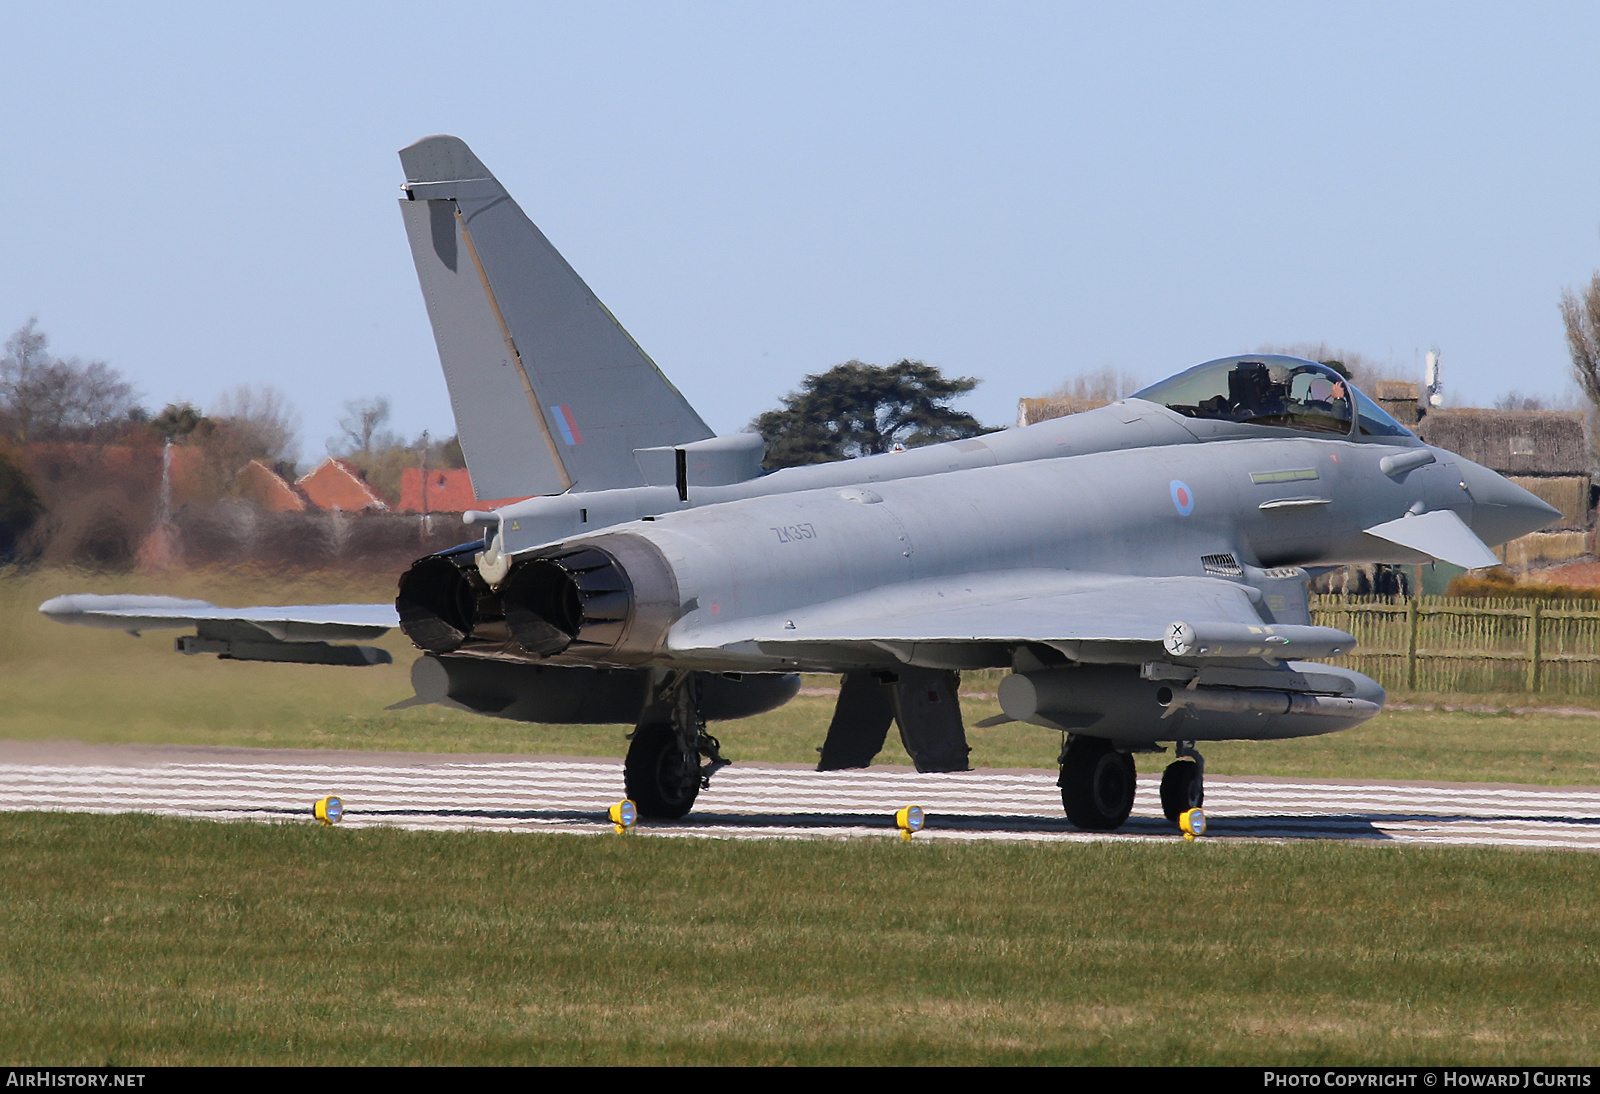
[
  {"xmin": 336, "ymin": 428, "xmax": 459, "ymax": 504},
  {"xmin": 0, "ymin": 318, "xmax": 138, "ymax": 443},
  {"xmin": 1257, "ymin": 342, "xmax": 1400, "ymax": 392},
  {"xmin": 0, "ymin": 321, "xmax": 49, "ymax": 443},
  {"xmin": 1493, "ymin": 391, "xmax": 1548, "ymax": 411},
  {"xmin": 1560, "ymin": 272, "xmax": 1600, "ymax": 467},
  {"xmin": 1561, "ymin": 273, "xmax": 1600, "ymax": 409},
  {"xmin": 328, "ymin": 396, "xmax": 459, "ymax": 502},
  {"xmin": 208, "ymin": 384, "xmax": 300, "ymax": 471},
  {"xmin": 1045, "ymin": 366, "xmax": 1143, "ymax": 405},
  {"xmin": 333, "ymin": 396, "xmax": 395, "ymax": 456}
]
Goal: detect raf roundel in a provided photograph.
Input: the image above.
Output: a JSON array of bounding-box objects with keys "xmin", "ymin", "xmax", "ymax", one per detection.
[{"xmin": 1170, "ymin": 479, "xmax": 1195, "ymax": 516}]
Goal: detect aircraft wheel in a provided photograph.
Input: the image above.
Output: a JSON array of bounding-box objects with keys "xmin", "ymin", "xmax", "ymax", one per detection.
[
  {"xmin": 1059, "ymin": 736, "xmax": 1136, "ymax": 831},
  {"xmin": 1159, "ymin": 758, "xmax": 1203, "ymax": 823},
  {"xmin": 624, "ymin": 723, "xmax": 701, "ymax": 820}
]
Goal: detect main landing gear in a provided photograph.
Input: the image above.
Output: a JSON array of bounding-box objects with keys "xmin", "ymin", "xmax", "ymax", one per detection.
[
  {"xmin": 624, "ymin": 670, "xmax": 729, "ymax": 819},
  {"xmin": 1058, "ymin": 736, "xmax": 1136, "ymax": 831},
  {"xmin": 624, "ymin": 723, "xmax": 704, "ymax": 819},
  {"xmin": 1058, "ymin": 736, "xmax": 1206, "ymax": 831}
]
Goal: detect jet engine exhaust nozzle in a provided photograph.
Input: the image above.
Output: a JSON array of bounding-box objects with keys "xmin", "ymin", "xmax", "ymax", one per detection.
[
  {"xmin": 500, "ymin": 547, "xmax": 633, "ymax": 657},
  {"xmin": 396, "ymin": 548, "xmax": 491, "ymax": 654}
]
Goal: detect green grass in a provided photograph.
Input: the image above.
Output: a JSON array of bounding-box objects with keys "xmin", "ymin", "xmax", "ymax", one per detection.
[
  {"xmin": 7, "ymin": 568, "xmax": 1600, "ymax": 784},
  {"xmin": 3, "ymin": 812, "xmax": 1599, "ymax": 1066}
]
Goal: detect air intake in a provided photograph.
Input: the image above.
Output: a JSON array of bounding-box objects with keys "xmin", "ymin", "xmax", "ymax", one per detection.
[{"xmin": 1201, "ymin": 553, "xmax": 1243, "ymax": 578}]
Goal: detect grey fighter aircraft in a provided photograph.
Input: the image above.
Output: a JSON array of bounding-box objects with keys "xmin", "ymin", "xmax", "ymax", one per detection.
[{"xmin": 41, "ymin": 136, "xmax": 1561, "ymax": 832}]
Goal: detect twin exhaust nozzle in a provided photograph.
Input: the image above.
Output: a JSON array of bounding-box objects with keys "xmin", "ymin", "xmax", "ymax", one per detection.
[
  {"xmin": 396, "ymin": 545, "xmax": 632, "ymax": 659},
  {"xmin": 394, "ymin": 533, "xmax": 680, "ymax": 664}
]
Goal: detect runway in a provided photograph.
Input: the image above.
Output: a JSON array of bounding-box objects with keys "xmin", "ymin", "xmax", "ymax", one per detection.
[{"xmin": 1, "ymin": 743, "xmax": 1598, "ymax": 850}]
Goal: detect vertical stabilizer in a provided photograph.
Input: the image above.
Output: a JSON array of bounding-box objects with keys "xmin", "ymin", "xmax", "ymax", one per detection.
[{"xmin": 398, "ymin": 135, "xmax": 714, "ymax": 498}]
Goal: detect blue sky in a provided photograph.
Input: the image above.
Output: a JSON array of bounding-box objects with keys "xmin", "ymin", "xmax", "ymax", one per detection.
[{"xmin": 5, "ymin": 2, "xmax": 1599, "ymax": 463}]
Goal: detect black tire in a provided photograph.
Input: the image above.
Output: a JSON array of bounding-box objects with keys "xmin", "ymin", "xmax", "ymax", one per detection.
[
  {"xmin": 1059, "ymin": 736, "xmax": 1136, "ymax": 831},
  {"xmin": 624, "ymin": 723, "xmax": 701, "ymax": 820},
  {"xmin": 1159, "ymin": 758, "xmax": 1203, "ymax": 823}
]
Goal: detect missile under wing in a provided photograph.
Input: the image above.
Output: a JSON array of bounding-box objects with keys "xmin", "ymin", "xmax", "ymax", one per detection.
[{"xmin": 42, "ymin": 136, "xmax": 1562, "ymax": 833}]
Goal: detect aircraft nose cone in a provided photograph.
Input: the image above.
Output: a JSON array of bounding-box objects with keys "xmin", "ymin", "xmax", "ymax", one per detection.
[{"xmin": 1458, "ymin": 458, "xmax": 1563, "ymax": 546}]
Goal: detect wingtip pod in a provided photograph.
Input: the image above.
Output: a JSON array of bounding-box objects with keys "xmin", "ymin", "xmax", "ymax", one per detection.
[
  {"xmin": 38, "ymin": 593, "xmax": 82, "ymax": 619},
  {"xmin": 39, "ymin": 593, "xmax": 216, "ymax": 626},
  {"xmin": 1162, "ymin": 621, "xmax": 1356, "ymax": 660},
  {"xmin": 398, "ymin": 135, "xmax": 493, "ymax": 185}
]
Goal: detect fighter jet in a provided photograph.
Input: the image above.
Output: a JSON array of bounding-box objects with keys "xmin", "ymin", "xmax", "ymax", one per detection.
[{"xmin": 41, "ymin": 136, "xmax": 1561, "ymax": 832}]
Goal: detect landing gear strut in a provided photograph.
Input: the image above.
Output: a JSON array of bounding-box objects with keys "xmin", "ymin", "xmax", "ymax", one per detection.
[
  {"xmin": 624, "ymin": 670, "xmax": 729, "ymax": 820},
  {"xmin": 1159, "ymin": 741, "xmax": 1205, "ymax": 824},
  {"xmin": 1058, "ymin": 735, "xmax": 1136, "ymax": 831}
]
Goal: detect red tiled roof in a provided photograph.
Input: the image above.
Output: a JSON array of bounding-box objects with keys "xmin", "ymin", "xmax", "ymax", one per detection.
[
  {"xmin": 235, "ymin": 460, "xmax": 306, "ymax": 512},
  {"xmin": 296, "ymin": 457, "xmax": 388, "ymax": 511},
  {"xmin": 397, "ymin": 467, "xmax": 531, "ymax": 513}
]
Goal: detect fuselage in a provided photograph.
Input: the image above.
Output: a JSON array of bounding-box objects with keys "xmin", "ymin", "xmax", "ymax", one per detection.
[
  {"xmin": 485, "ymin": 396, "xmax": 1540, "ymax": 596},
  {"xmin": 390, "ymin": 387, "xmax": 1557, "ymax": 683}
]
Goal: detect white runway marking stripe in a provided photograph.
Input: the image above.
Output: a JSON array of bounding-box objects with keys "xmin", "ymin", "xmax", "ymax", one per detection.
[{"xmin": 1, "ymin": 756, "xmax": 1597, "ymax": 849}]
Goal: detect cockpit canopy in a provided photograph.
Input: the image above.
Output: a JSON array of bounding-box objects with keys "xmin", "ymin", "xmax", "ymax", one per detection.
[{"xmin": 1134, "ymin": 355, "xmax": 1413, "ymax": 438}]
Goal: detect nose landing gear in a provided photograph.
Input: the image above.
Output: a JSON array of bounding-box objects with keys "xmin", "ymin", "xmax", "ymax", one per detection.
[{"xmin": 1159, "ymin": 741, "xmax": 1205, "ymax": 824}]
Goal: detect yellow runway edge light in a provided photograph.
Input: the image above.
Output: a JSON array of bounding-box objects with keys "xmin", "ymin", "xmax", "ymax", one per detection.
[
  {"xmin": 895, "ymin": 805, "xmax": 926, "ymax": 842},
  {"xmin": 1179, "ymin": 807, "xmax": 1207, "ymax": 841},
  {"xmin": 314, "ymin": 796, "xmax": 343, "ymax": 826},
  {"xmin": 609, "ymin": 798, "xmax": 638, "ymax": 834}
]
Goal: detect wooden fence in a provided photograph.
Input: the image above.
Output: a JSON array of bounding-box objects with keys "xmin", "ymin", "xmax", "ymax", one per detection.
[{"xmin": 1309, "ymin": 595, "xmax": 1600, "ymax": 694}]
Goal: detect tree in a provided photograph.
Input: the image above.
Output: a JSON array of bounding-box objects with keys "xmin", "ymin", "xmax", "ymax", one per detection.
[
  {"xmin": 436, "ymin": 433, "xmax": 465, "ymax": 469},
  {"xmin": 1493, "ymin": 391, "xmax": 1548, "ymax": 411},
  {"xmin": 212, "ymin": 384, "xmax": 299, "ymax": 465},
  {"xmin": 327, "ymin": 394, "xmax": 464, "ymax": 503},
  {"xmin": 1046, "ymin": 366, "xmax": 1142, "ymax": 405},
  {"xmin": 149, "ymin": 402, "xmax": 209, "ymax": 442},
  {"xmin": 0, "ymin": 318, "xmax": 139, "ymax": 443},
  {"xmin": 752, "ymin": 359, "xmax": 988, "ymax": 469},
  {"xmin": 341, "ymin": 430, "xmax": 448, "ymax": 504},
  {"xmin": 1561, "ymin": 272, "xmax": 1600, "ymax": 416},
  {"xmin": 1258, "ymin": 342, "xmax": 1392, "ymax": 391},
  {"xmin": 0, "ymin": 443, "xmax": 42, "ymax": 559},
  {"xmin": 334, "ymin": 396, "xmax": 395, "ymax": 456},
  {"xmin": 194, "ymin": 384, "xmax": 301, "ymax": 496}
]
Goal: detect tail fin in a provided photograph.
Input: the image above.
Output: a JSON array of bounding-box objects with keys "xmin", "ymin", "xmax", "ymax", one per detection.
[{"xmin": 398, "ymin": 135, "xmax": 713, "ymax": 497}]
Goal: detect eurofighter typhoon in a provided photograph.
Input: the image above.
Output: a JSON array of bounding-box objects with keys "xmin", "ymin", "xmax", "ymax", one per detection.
[{"xmin": 42, "ymin": 136, "xmax": 1560, "ymax": 832}]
